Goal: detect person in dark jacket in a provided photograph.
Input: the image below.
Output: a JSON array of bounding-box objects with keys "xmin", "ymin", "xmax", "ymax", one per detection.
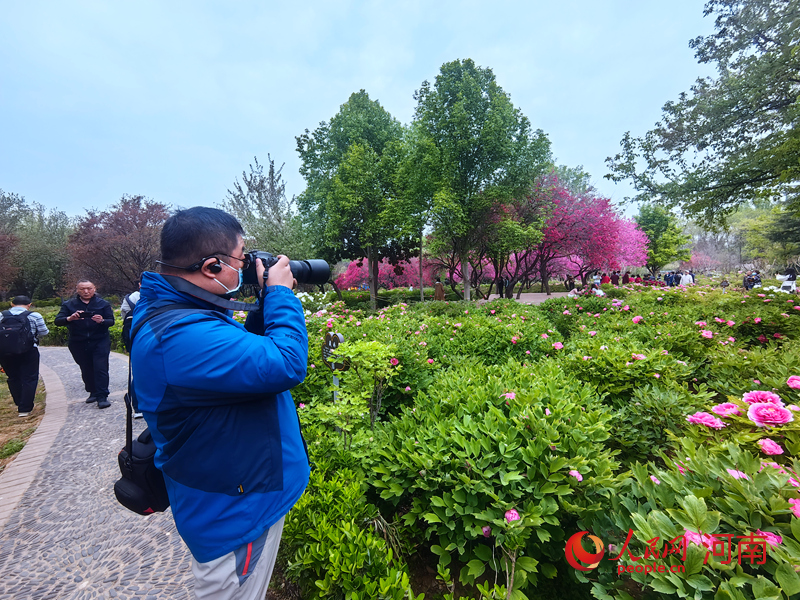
[
  {"xmin": 54, "ymin": 280, "xmax": 114, "ymax": 408},
  {"xmin": 131, "ymin": 207, "xmax": 309, "ymax": 600}
]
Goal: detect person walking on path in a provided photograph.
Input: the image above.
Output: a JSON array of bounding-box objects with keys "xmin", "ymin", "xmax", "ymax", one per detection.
[
  {"xmin": 132, "ymin": 207, "xmax": 310, "ymax": 599},
  {"xmin": 0, "ymin": 296, "xmax": 49, "ymax": 417},
  {"xmin": 434, "ymin": 278, "xmax": 446, "ymax": 301},
  {"xmin": 55, "ymin": 280, "xmax": 114, "ymax": 409}
]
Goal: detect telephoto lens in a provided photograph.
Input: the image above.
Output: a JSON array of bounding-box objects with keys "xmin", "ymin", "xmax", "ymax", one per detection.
[{"xmin": 242, "ymin": 251, "xmax": 330, "ymax": 286}]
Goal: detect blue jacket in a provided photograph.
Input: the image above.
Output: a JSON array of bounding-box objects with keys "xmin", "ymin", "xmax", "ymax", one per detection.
[{"xmin": 131, "ymin": 271, "xmax": 310, "ymax": 563}]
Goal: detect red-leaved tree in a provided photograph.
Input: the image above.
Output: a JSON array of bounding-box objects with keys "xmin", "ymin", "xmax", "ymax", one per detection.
[{"xmin": 68, "ymin": 195, "xmax": 171, "ymax": 296}]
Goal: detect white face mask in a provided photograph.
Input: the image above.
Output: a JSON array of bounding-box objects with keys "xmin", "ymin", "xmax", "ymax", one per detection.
[{"xmin": 213, "ymin": 260, "xmax": 243, "ymax": 298}]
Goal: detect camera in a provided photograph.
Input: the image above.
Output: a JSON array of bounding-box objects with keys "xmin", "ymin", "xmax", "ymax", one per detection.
[{"xmin": 242, "ymin": 251, "xmax": 330, "ymax": 287}]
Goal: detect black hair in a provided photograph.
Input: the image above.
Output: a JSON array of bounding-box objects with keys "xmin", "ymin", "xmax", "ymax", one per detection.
[
  {"xmin": 160, "ymin": 207, "xmax": 244, "ymax": 271},
  {"xmin": 11, "ymin": 295, "xmax": 31, "ymax": 306}
]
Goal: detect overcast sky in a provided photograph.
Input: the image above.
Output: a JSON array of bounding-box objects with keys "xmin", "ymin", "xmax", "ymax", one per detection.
[{"xmin": 0, "ymin": 1, "xmax": 715, "ymax": 217}]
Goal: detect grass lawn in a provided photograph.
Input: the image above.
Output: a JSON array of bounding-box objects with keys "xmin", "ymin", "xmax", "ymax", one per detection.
[{"xmin": 0, "ymin": 370, "xmax": 46, "ymax": 474}]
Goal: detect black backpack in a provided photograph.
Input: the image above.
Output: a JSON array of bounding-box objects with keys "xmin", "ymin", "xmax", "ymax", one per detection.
[
  {"xmin": 121, "ymin": 294, "xmax": 138, "ymax": 353},
  {"xmin": 114, "ymin": 303, "xmax": 214, "ymax": 516},
  {"xmin": 0, "ymin": 311, "xmax": 35, "ymax": 356}
]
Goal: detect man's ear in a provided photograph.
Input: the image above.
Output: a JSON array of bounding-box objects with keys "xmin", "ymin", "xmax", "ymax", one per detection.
[{"xmin": 201, "ymin": 258, "xmax": 223, "ymax": 277}]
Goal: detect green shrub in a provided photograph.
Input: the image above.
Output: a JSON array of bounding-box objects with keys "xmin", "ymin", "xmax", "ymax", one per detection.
[
  {"xmin": 281, "ymin": 442, "xmax": 419, "ymax": 600},
  {"xmin": 585, "ymin": 439, "xmax": 800, "ymax": 600},
  {"xmin": 366, "ymin": 359, "xmax": 622, "ymax": 597}
]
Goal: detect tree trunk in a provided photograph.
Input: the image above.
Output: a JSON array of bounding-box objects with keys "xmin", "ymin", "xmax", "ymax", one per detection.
[
  {"xmin": 540, "ymin": 263, "xmax": 551, "ymax": 295},
  {"xmin": 329, "ymin": 279, "xmax": 343, "ymax": 301},
  {"xmin": 367, "ymin": 246, "xmax": 377, "ymax": 311},
  {"xmin": 419, "ymin": 230, "xmax": 424, "ymax": 303},
  {"xmin": 462, "ymin": 252, "xmax": 471, "ymax": 302},
  {"xmin": 448, "ymin": 267, "xmax": 463, "ymax": 300}
]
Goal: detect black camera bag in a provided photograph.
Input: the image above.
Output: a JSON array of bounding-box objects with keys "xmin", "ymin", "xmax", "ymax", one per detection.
[{"xmin": 114, "ymin": 303, "xmax": 200, "ymax": 516}]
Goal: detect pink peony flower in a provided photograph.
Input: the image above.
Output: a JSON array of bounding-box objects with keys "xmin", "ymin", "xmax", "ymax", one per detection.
[
  {"xmin": 298, "ymin": 403, "xmax": 306, "ymax": 409},
  {"xmin": 684, "ymin": 530, "xmax": 715, "ymax": 549},
  {"xmin": 758, "ymin": 439, "xmax": 784, "ymax": 455},
  {"xmin": 695, "ymin": 321, "xmax": 707, "ymax": 326},
  {"xmin": 622, "ymin": 305, "xmax": 629, "ymax": 311},
  {"xmin": 632, "ymin": 353, "xmax": 646, "ymax": 360},
  {"xmin": 310, "ymin": 364, "xmax": 315, "ymax": 369},
  {"xmin": 789, "ymin": 498, "xmax": 800, "ymax": 519},
  {"xmin": 482, "ymin": 525, "xmax": 492, "ymax": 537},
  {"xmin": 742, "ymin": 390, "xmax": 783, "ymax": 406},
  {"xmin": 405, "ymin": 386, "xmax": 411, "ymax": 392},
  {"xmin": 727, "ymin": 320, "xmax": 735, "ymax": 327},
  {"xmin": 728, "ymin": 337, "xmax": 736, "ymax": 342},
  {"xmin": 505, "ymin": 509, "xmax": 520, "ymax": 523},
  {"xmin": 552, "ymin": 342, "xmax": 563, "ymax": 350},
  {"xmin": 490, "ymin": 310, "xmax": 496, "ymax": 314},
  {"xmin": 748, "ymin": 403, "xmax": 794, "ymax": 427},
  {"xmin": 427, "ymin": 358, "xmax": 435, "ymax": 364},
  {"xmin": 632, "ymin": 316, "xmax": 643, "ymax": 324},
  {"xmin": 650, "ymin": 475, "xmax": 661, "ymax": 485},
  {"xmin": 759, "ymin": 334, "xmax": 768, "ymax": 343},
  {"xmin": 589, "ymin": 331, "xmax": 596, "ymax": 336},
  {"xmin": 754, "ymin": 317, "xmax": 762, "ymax": 323},
  {"xmin": 727, "ymin": 469, "xmax": 748, "ymax": 480},
  {"xmin": 541, "ymin": 333, "xmax": 548, "ymax": 339},
  {"xmin": 755, "ymin": 530, "xmax": 782, "ymax": 547},
  {"xmin": 582, "ymin": 355, "xmax": 592, "ymax": 361},
  {"xmin": 712, "ymin": 403, "xmax": 742, "ymax": 417},
  {"xmin": 569, "ymin": 470, "xmax": 583, "ymax": 482},
  {"xmin": 502, "ymin": 392, "xmax": 516, "ymax": 400},
  {"xmin": 676, "ymin": 462, "xmax": 687, "ymax": 475},
  {"xmin": 790, "ymin": 478, "xmax": 800, "ymax": 488},
  {"xmin": 390, "ymin": 357, "xmax": 399, "ymax": 366},
  {"xmin": 700, "ymin": 330, "xmax": 714, "ymax": 339},
  {"xmin": 545, "ymin": 408, "xmax": 551, "ymax": 416},
  {"xmin": 686, "ymin": 412, "xmax": 727, "ymax": 429},
  {"xmin": 788, "ymin": 376, "xmax": 800, "ymax": 389},
  {"xmin": 654, "ymin": 373, "xmax": 661, "ymax": 378},
  {"xmin": 790, "ymin": 405, "xmax": 800, "ymax": 411}
]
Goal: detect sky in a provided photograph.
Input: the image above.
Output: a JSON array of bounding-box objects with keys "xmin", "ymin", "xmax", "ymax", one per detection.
[{"xmin": 0, "ymin": 1, "xmax": 716, "ymax": 218}]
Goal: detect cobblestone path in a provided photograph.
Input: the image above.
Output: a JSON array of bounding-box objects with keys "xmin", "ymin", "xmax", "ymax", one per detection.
[{"xmin": 0, "ymin": 348, "xmax": 193, "ymax": 600}]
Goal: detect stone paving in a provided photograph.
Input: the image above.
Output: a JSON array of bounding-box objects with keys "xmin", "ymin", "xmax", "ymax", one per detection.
[{"xmin": 0, "ymin": 348, "xmax": 193, "ymax": 600}]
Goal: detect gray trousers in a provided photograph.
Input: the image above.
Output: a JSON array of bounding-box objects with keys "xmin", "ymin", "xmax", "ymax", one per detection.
[{"xmin": 191, "ymin": 516, "xmax": 285, "ymax": 600}]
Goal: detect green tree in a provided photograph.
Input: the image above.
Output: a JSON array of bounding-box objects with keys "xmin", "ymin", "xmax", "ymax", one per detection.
[
  {"xmin": 634, "ymin": 204, "xmax": 691, "ymax": 274},
  {"xmin": 606, "ymin": 0, "xmax": 800, "ymax": 225},
  {"xmin": 223, "ymin": 155, "xmax": 313, "ymax": 261},
  {"xmin": 297, "ymin": 90, "xmax": 410, "ymax": 309},
  {"xmin": 10, "ymin": 203, "xmax": 72, "ymax": 299},
  {"xmin": 413, "ymin": 59, "xmax": 551, "ymax": 301},
  {"xmin": 0, "ymin": 189, "xmax": 27, "ymax": 298}
]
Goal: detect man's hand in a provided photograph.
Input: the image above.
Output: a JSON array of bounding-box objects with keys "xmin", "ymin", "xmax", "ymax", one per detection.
[
  {"xmin": 67, "ymin": 311, "xmax": 83, "ymax": 322},
  {"xmin": 266, "ymin": 255, "xmax": 295, "ymax": 289},
  {"xmin": 91, "ymin": 314, "xmax": 104, "ymax": 323}
]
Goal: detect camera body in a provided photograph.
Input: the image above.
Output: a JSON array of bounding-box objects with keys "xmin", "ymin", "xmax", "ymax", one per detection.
[{"xmin": 242, "ymin": 251, "xmax": 330, "ymax": 287}]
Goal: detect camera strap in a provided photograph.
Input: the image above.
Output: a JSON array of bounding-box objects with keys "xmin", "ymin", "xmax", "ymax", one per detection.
[
  {"xmin": 125, "ymin": 302, "xmax": 203, "ymax": 457},
  {"xmin": 161, "ymin": 275, "xmax": 261, "ymax": 312}
]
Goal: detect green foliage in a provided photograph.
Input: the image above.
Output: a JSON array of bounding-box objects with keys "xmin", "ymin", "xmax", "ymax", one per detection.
[
  {"xmin": 281, "ymin": 449, "xmax": 420, "ymax": 600},
  {"xmin": 0, "ymin": 438, "xmax": 25, "ymax": 459},
  {"xmin": 634, "ymin": 204, "xmax": 691, "ymax": 275},
  {"xmin": 297, "ymin": 90, "xmax": 412, "ymax": 309},
  {"xmin": 606, "ymin": 0, "xmax": 800, "ymax": 224},
  {"xmin": 365, "ymin": 359, "xmax": 622, "ymax": 596},
  {"xmin": 412, "ymin": 58, "xmax": 552, "ymax": 301},
  {"xmin": 222, "ymin": 155, "xmax": 314, "ymax": 260},
  {"xmin": 585, "ymin": 439, "xmax": 800, "ymax": 600}
]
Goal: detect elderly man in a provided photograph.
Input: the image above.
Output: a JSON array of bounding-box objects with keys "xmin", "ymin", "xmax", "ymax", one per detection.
[{"xmin": 55, "ymin": 280, "xmax": 115, "ymax": 409}]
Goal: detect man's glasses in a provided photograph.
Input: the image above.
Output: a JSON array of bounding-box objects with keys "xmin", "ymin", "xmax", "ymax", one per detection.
[{"xmin": 215, "ymin": 253, "xmax": 251, "ymax": 270}]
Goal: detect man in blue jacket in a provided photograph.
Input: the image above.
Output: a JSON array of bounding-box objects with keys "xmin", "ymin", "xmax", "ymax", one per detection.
[{"xmin": 131, "ymin": 207, "xmax": 309, "ymax": 599}]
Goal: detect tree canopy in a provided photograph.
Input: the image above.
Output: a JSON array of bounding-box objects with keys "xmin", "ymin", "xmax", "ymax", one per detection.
[
  {"xmin": 413, "ymin": 58, "xmax": 552, "ymax": 300},
  {"xmin": 296, "ymin": 90, "xmax": 411, "ymax": 308},
  {"xmin": 606, "ymin": 0, "xmax": 800, "ymax": 225},
  {"xmin": 634, "ymin": 204, "xmax": 692, "ymax": 274}
]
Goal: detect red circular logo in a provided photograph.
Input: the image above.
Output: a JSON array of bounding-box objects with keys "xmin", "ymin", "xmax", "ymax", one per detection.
[{"xmin": 565, "ymin": 531, "xmax": 605, "ymax": 571}]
